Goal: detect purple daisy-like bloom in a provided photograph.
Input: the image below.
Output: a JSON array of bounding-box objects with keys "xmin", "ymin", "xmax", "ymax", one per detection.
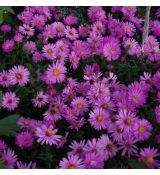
[
  {"xmin": 139, "ymin": 147, "xmax": 160, "ymax": 168},
  {"xmin": 69, "ymin": 140, "xmax": 86, "ymax": 157},
  {"xmin": 9, "ymin": 65, "xmax": 30, "ymax": 87},
  {"xmin": 36, "ymin": 125, "xmax": 62, "ymax": 146},
  {"xmin": 59, "ymin": 154, "xmax": 85, "ymax": 169},
  {"xmin": 32, "ymin": 91, "xmax": 48, "ymax": 108},
  {"xmin": 2, "ymin": 39, "xmax": 14, "ymax": 53},
  {"xmin": 0, "ymin": 149, "xmax": 17, "ymax": 169},
  {"xmin": 64, "ymin": 14, "xmax": 78, "ymax": 26},
  {"xmin": 83, "ymin": 152, "xmax": 104, "ymax": 169},
  {"xmin": 116, "ymin": 109, "xmax": 137, "ymax": 133},
  {"xmin": 71, "ymin": 97, "xmax": 89, "ymax": 116},
  {"xmin": 97, "ymin": 134, "xmax": 118, "ymax": 160},
  {"xmin": 0, "ymin": 70, "xmax": 11, "ymax": 87},
  {"xmin": 46, "ymin": 62, "xmax": 66, "ymax": 84},
  {"xmin": 133, "ymin": 119, "xmax": 152, "ymax": 141},
  {"xmin": 16, "ymin": 131, "xmax": 33, "ymax": 149},
  {"xmin": 122, "ymin": 22, "xmax": 135, "ymax": 37},
  {"xmin": 103, "ymin": 39, "xmax": 121, "ymax": 61},
  {"xmin": 42, "ymin": 43, "xmax": 56, "ymax": 60},
  {"xmin": 2, "ymin": 92, "xmax": 19, "ymax": 111},
  {"xmin": 89, "ymin": 108, "xmax": 109, "ymax": 130},
  {"xmin": 65, "ymin": 26, "xmax": 79, "ymax": 41},
  {"xmin": 16, "ymin": 161, "xmax": 37, "ymax": 169}
]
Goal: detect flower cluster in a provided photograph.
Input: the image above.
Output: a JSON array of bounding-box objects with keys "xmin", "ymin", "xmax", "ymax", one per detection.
[{"xmin": 1, "ymin": 6, "xmax": 160, "ymax": 169}]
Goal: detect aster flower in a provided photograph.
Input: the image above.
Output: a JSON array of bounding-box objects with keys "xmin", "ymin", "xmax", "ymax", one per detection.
[
  {"xmin": 2, "ymin": 92, "xmax": 19, "ymax": 111},
  {"xmin": 9, "ymin": 65, "xmax": 30, "ymax": 87},
  {"xmin": 89, "ymin": 108, "xmax": 109, "ymax": 130},
  {"xmin": 83, "ymin": 152, "xmax": 104, "ymax": 169},
  {"xmin": 59, "ymin": 154, "xmax": 85, "ymax": 169},
  {"xmin": 65, "ymin": 26, "xmax": 79, "ymax": 41},
  {"xmin": 45, "ymin": 62, "xmax": 66, "ymax": 84},
  {"xmin": 32, "ymin": 91, "xmax": 48, "ymax": 108},
  {"xmin": 36, "ymin": 125, "xmax": 62, "ymax": 146},
  {"xmin": 133, "ymin": 119, "xmax": 152, "ymax": 141},
  {"xmin": 0, "ymin": 149, "xmax": 17, "ymax": 168},
  {"xmin": 139, "ymin": 147, "xmax": 160, "ymax": 168},
  {"xmin": 64, "ymin": 14, "xmax": 78, "ymax": 26},
  {"xmin": 16, "ymin": 131, "xmax": 33, "ymax": 149},
  {"xmin": 97, "ymin": 134, "xmax": 117, "ymax": 160},
  {"xmin": 69, "ymin": 140, "xmax": 86, "ymax": 157},
  {"xmin": 0, "ymin": 140, "xmax": 6, "ymax": 151},
  {"xmin": 103, "ymin": 39, "xmax": 121, "ymax": 61},
  {"xmin": 43, "ymin": 44, "xmax": 56, "ymax": 60},
  {"xmin": 122, "ymin": 22, "xmax": 135, "ymax": 37},
  {"xmin": 19, "ymin": 24, "xmax": 35, "ymax": 37},
  {"xmin": 31, "ymin": 14, "xmax": 46, "ymax": 30},
  {"xmin": 118, "ymin": 134, "xmax": 138, "ymax": 157},
  {"xmin": 0, "ymin": 24, "xmax": 11, "ymax": 33},
  {"xmin": 0, "ymin": 70, "xmax": 11, "ymax": 87},
  {"xmin": 116, "ymin": 109, "xmax": 137, "ymax": 133},
  {"xmin": 71, "ymin": 97, "xmax": 89, "ymax": 116},
  {"xmin": 16, "ymin": 161, "xmax": 37, "ymax": 169},
  {"xmin": 2, "ymin": 39, "xmax": 14, "ymax": 53}
]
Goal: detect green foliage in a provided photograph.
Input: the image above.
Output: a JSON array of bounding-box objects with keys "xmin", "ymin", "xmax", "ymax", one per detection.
[
  {"xmin": 0, "ymin": 114, "xmax": 20, "ymax": 136},
  {"xmin": 0, "ymin": 163, "xmax": 6, "ymax": 169},
  {"xmin": 127, "ymin": 158, "xmax": 147, "ymax": 169}
]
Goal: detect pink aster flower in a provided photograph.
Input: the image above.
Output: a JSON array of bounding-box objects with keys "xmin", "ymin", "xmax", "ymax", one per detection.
[
  {"xmin": 9, "ymin": 65, "xmax": 30, "ymax": 86},
  {"xmin": 71, "ymin": 97, "xmax": 89, "ymax": 116},
  {"xmin": 42, "ymin": 44, "xmax": 56, "ymax": 60},
  {"xmin": 122, "ymin": 22, "xmax": 135, "ymax": 37},
  {"xmin": 2, "ymin": 39, "xmax": 14, "ymax": 53},
  {"xmin": 0, "ymin": 149, "xmax": 17, "ymax": 168},
  {"xmin": 59, "ymin": 154, "xmax": 85, "ymax": 169},
  {"xmin": 139, "ymin": 147, "xmax": 160, "ymax": 168},
  {"xmin": 0, "ymin": 70, "xmax": 11, "ymax": 87},
  {"xmin": 64, "ymin": 14, "xmax": 78, "ymax": 26},
  {"xmin": 45, "ymin": 62, "xmax": 66, "ymax": 84},
  {"xmin": 97, "ymin": 134, "xmax": 117, "ymax": 160},
  {"xmin": 0, "ymin": 24, "xmax": 11, "ymax": 33},
  {"xmin": 16, "ymin": 131, "xmax": 33, "ymax": 149},
  {"xmin": 36, "ymin": 125, "xmax": 62, "ymax": 146},
  {"xmin": 84, "ymin": 152, "xmax": 104, "ymax": 169},
  {"xmin": 69, "ymin": 140, "xmax": 86, "ymax": 157},
  {"xmin": 103, "ymin": 39, "xmax": 121, "ymax": 61},
  {"xmin": 2, "ymin": 92, "xmax": 19, "ymax": 111},
  {"xmin": 65, "ymin": 26, "xmax": 79, "ymax": 41},
  {"xmin": 14, "ymin": 33, "xmax": 23, "ymax": 43},
  {"xmin": 52, "ymin": 22, "xmax": 65, "ymax": 37},
  {"xmin": 16, "ymin": 161, "xmax": 37, "ymax": 169},
  {"xmin": 31, "ymin": 14, "xmax": 46, "ymax": 30},
  {"xmin": 0, "ymin": 140, "xmax": 6, "ymax": 151},
  {"xmin": 133, "ymin": 119, "xmax": 152, "ymax": 141},
  {"xmin": 116, "ymin": 109, "xmax": 137, "ymax": 133},
  {"xmin": 89, "ymin": 108, "xmax": 109, "ymax": 130},
  {"xmin": 19, "ymin": 24, "xmax": 34, "ymax": 37},
  {"xmin": 118, "ymin": 134, "xmax": 138, "ymax": 157},
  {"xmin": 32, "ymin": 91, "xmax": 48, "ymax": 108}
]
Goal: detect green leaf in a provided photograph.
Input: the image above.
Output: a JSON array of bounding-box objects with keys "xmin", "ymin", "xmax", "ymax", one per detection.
[
  {"xmin": 127, "ymin": 158, "xmax": 147, "ymax": 169},
  {"xmin": 0, "ymin": 163, "xmax": 6, "ymax": 169},
  {"xmin": 0, "ymin": 7, "xmax": 15, "ymax": 14},
  {"xmin": 0, "ymin": 10, "xmax": 4, "ymax": 24},
  {"xmin": 0, "ymin": 114, "xmax": 20, "ymax": 136}
]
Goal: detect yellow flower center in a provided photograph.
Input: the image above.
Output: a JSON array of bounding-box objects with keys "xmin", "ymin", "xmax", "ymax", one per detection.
[
  {"xmin": 15, "ymin": 73, "xmax": 23, "ymax": 80},
  {"xmin": 145, "ymin": 156, "xmax": 154, "ymax": 165},
  {"xmin": 149, "ymin": 40, "xmax": 155, "ymax": 45},
  {"xmin": 56, "ymin": 26, "xmax": 62, "ymax": 32},
  {"xmin": 46, "ymin": 129, "xmax": 53, "ymax": 137},
  {"xmin": 124, "ymin": 118, "xmax": 132, "ymax": 125},
  {"xmin": 24, "ymin": 119, "xmax": 30, "ymax": 126},
  {"xmin": 97, "ymin": 115, "xmax": 103, "ymax": 122},
  {"xmin": 109, "ymin": 49, "xmax": 115, "ymax": 55},
  {"xmin": 53, "ymin": 69, "xmax": 60, "ymax": 76},
  {"xmin": 68, "ymin": 164, "xmax": 76, "ymax": 169},
  {"xmin": 102, "ymin": 103, "xmax": 109, "ymax": 110},
  {"xmin": 77, "ymin": 103, "xmax": 84, "ymax": 110},
  {"xmin": 139, "ymin": 126, "xmax": 145, "ymax": 133},
  {"xmin": 133, "ymin": 95, "xmax": 139, "ymax": 101},
  {"xmin": 47, "ymin": 48, "xmax": 53, "ymax": 54}
]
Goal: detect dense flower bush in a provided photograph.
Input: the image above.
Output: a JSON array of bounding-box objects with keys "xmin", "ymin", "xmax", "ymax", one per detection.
[{"xmin": 0, "ymin": 6, "xmax": 160, "ymax": 169}]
